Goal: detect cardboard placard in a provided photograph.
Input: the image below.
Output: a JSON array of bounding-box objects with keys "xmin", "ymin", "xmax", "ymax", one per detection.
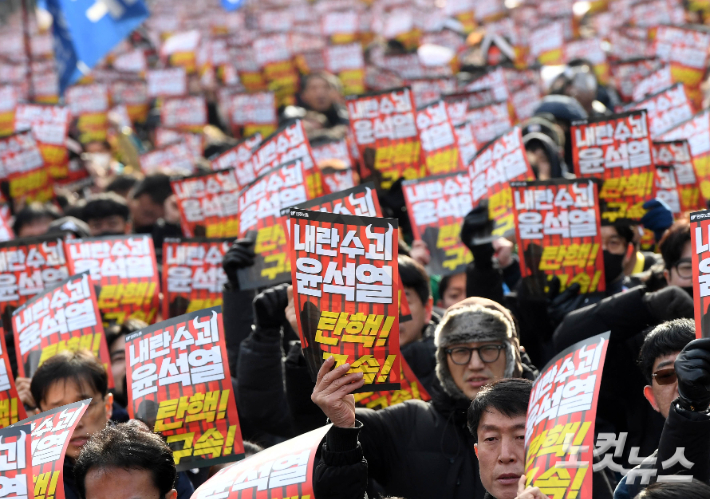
[
  {"xmin": 161, "ymin": 96, "xmax": 208, "ymax": 132},
  {"xmin": 237, "ymin": 160, "xmax": 310, "ymax": 290},
  {"xmin": 210, "ymin": 134, "xmax": 263, "ymax": 188},
  {"xmin": 289, "ymin": 209, "xmax": 401, "ymax": 391},
  {"xmin": 192, "ymin": 425, "xmax": 330, "ymax": 499},
  {"xmin": 125, "ymin": 307, "xmax": 244, "ymax": 470},
  {"xmin": 65, "ymin": 84, "xmax": 109, "ymax": 144},
  {"xmin": 524, "ymin": 333, "xmax": 609, "ymax": 498},
  {"xmin": 626, "ymin": 83, "xmax": 693, "ymax": 139},
  {"xmin": 12, "ymin": 272, "xmax": 113, "ymax": 387},
  {"xmin": 140, "ymin": 142, "xmax": 196, "ymax": 176},
  {"xmin": 162, "ymin": 238, "xmax": 229, "ymax": 319},
  {"xmin": 14, "ymin": 104, "xmax": 71, "ymax": 180},
  {"xmin": 403, "ymin": 172, "xmax": 473, "ymax": 276},
  {"xmin": 171, "ymin": 169, "xmax": 240, "ymax": 238},
  {"xmin": 324, "ymin": 44, "xmax": 365, "ymax": 96},
  {"xmin": 229, "ymin": 92, "xmax": 277, "ymax": 139},
  {"xmin": 470, "ymin": 127, "xmax": 535, "ymax": 237},
  {"xmin": 511, "ymin": 179, "xmax": 605, "ymax": 298},
  {"xmin": 0, "ymin": 130, "xmax": 52, "ymax": 202},
  {"xmin": 109, "ymin": 80, "xmax": 150, "ymax": 124},
  {"xmin": 147, "ymin": 67, "xmax": 188, "ymax": 98},
  {"xmin": 65, "ymin": 235, "xmax": 160, "ymax": 326},
  {"xmin": 571, "ymin": 111, "xmax": 656, "ymax": 225},
  {"xmin": 653, "ymin": 140, "xmax": 705, "ymax": 212},
  {"xmin": 415, "ymin": 100, "xmax": 465, "ymax": 176},
  {"xmin": 467, "ymin": 101, "xmax": 513, "ymax": 146},
  {"xmin": 156, "ymin": 128, "xmax": 204, "ymax": 163}
]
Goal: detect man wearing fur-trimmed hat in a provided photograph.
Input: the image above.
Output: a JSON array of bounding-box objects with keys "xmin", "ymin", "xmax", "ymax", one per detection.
[{"xmin": 312, "ymin": 301, "xmax": 538, "ymax": 499}]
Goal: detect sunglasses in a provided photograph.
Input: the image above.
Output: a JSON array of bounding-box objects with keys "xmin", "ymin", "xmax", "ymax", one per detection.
[{"xmin": 652, "ymin": 368, "xmax": 677, "ymax": 386}]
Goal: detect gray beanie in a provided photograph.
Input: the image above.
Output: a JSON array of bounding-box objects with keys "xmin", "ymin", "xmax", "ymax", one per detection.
[{"xmin": 434, "ymin": 304, "xmax": 516, "ymax": 400}]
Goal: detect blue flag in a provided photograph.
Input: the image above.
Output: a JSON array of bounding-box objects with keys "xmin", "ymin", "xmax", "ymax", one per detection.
[
  {"xmin": 45, "ymin": 0, "xmax": 150, "ymax": 95},
  {"xmin": 221, "ymin": 0, "xmax": 245, "ymax": 12}
]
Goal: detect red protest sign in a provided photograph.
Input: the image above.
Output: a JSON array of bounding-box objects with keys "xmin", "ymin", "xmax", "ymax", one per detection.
[
  {"xmin": 14, "ymin": 104, "xmax": 71, "ymax": 180},
  {"xmin": 11, "ymin": 272, "xmax": 113, "ymax": 388},
  {"xmin": 156, "ymin": 128, "xmax": 204, "ymax": 163},
  {"xmin": 110, "ymin": 80, "xmax": 150, "ymax": 124},
  {"xmin": 529, "ymin": 21, "xmax": 565, "ymax": 65},
  {"xmin": 403, "ymin": 172, "xmax": 473, "ymax": 276},
  {"xmin": 572, "ymin": 110, "xmax": 656, "ymax": 224},
  {"xmin": 691, "ymin": 210, "xmax": 710, "ymax": 338},
  {"xmin": 654, "ymin": 163, "xmax": 682, "ymax": 216},
  {"xmin": 245, "ymin": 120, "xmax": 321, "ymax": 199},
  {"xmin": 454, "ymin": 121, "xmax": 479, "ymax": 169},
  {"xmin": 467, "ymin": 101, "xmax": 513, "ymax": 146},
  {"xmin": 632, "ymin": 65, "xmax": 673, "ymax": 103},
  {"xmin": 0, "ymin": 130, "xmax": 52, "ymax": 203},
  {"xmin": 289, "ymin": 209, "xmax": 401, "ymax": 390},
  {"xmin": 237, "ymin": 160, "xmax": 309, "ymax": 290},
  {"xmin": 311, "ymin": 137, "xmax": 356, "ymax": 171},
  {"xmin": 192, "ymin": 425, "xmax": 330, "ymax": 499},
  {"xmin": 210, "ymin": 134, "xmax": 263, "ymax": 186},
  {"xmin": 511, "ymin": 179, "xmax": 605, "ymax": 298},
  {"xmin": 17, "ymin": 400, "xmax": 90, "ymax": 499},
  {"xmin": 254, "ymin": 34, "xmax": 299, "ymax": 107},
  {"xmin": 324, "ymin": 43, "xmax": 365, "ymax": 96},
  {"xmin": 661, "ymin": 109, "xmax": 710, "ymax": 203},
  {"xmin": 470, "ymin": 127, "xmax": 535, "ymax": 237},
  {"xmin": 171, "ymin": 169, "xmax": 240, "ymax": 238},
  {"xmin": 140, "ymin": 142, "xmax": 195, "ymax": 176},
  {"xmin": 410, "ymin": 78, "xmax": 457, "ymax": 108},
  {"xmin": 626, "ymin": 83, "xmax": 693, "ymax": 139},
  {"xmin": 462, "ymin": 67, "xmax": 510, "ymax": 104},
  {"xmin": 65, "ymin": 235, "xmax": 160, "ymax": 326},
  {"xmin": 162, "ymin": 238, "xmax": 229, "ymax": 319},
  {"xmin": 282, "ymin": 182, "xmax": 381, "ymax": 219},
  {"xmin": 125, "ymin": 307, "xmax": 245, "ymax": 470},
  {"xmin": 415, "ymin": 100, "xmax": 465, "ymax": 176},
  {"xmin": 65, "ymin": 84, "xmax": 109, "ymax": 144},
  {"xmin": 161, "ymin": 96, "xmax": 207, "ymax": 132},
  {"xmin": 653, "ymin": 140, "xmax": 705, "ymax": 212},
  {"xmin": 655, "ymin": 25, "xmax": 710, "ymax": 108},
  {"xmin": 0, "ymin": 86, "xmax": 17, "ymax": 137},
  {"xmin": 0, "ymin": 234, "xmax": 69, "ymax": 320},
  {"xmin": 0, "ymin": 325, "xmax": 26, "ymax": 427},
  {"xmin": 354, "ymin": 356, "xmax": 430, "ymax": 409},
  {"xmin": 510, "ymin": 85, "xmax": 542, "ymax": 123},
  {"xmin": 147, "ymin": 67, "xmax": 188, "ymax": 98},
  {"xmin": 524, "ymin": 332, "xmax": 609, "ymax": 498},
  {"xmin": 347, "ymin": 87, "xmax": 420, "ymax": 189},
  {"xmin": 0, "ymin": 423, "xmax": 32, "ymax": 495},
  {"xmin": 611, "ymin": 58, "xmax": 664, "ymax": 103},
  {"xmin": 229, "ymin": 92, "xmax": 277, "ymax": 139}
]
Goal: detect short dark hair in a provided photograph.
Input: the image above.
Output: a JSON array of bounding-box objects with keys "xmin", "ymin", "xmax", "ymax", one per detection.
[
  {"xmin": 31, "ymin": 350, "xmax": 108, "ymax": 409},
  {"xmin": 12, "ymin": 202, "xmax": 60, "ymax": 234},
  {"xmin": 105, "ymin": 318, "xmax": 147, "ymax": 350},
  {"xmin": 82, "ymin": 193, "xmax": 130, "ymax": 223},
  {"xmin": 130, "ymin": 173, "xmax": 173, "ymax": 206},
  {"xmin": 659, "ymin": 218, "xmax": 690, "ymax": 270},
  {"xmin": 612, "ymin": 223, "xmax": 634, "ymax": 246},
  {"xmin": 398, "ymin": 255, "xmax": 430, "ymax": 306},
  {"xmin": 439, "ymin": 272, "xmax": 465, "ymax": 298},
  {"xmin": 74, "ymin": 420, "xmax": 177, "ymax": 499},
  {"xmin": 638, "ymin": 319, "xmax": 695, "ymax": 384},
  {"xmin": 467, "ymin": 379, "xmax": 532, "ymax": 442},
  {"xmin": 105, "ymin": 174, "xmax": 139, "ymax": 196},
  {"xmin": 637, "ymin": 480, "xmax": 710, "ymax": 498}
]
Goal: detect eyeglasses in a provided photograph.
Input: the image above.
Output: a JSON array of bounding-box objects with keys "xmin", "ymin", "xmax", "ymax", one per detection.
[
  {"xmin": 446, "ymin": 345, "xmax": 504, "ymax": 365},
  {"xmin": 652, "ymin": 368, "xmax": 677, "ymax": 386},
  {"xmin": 672, "ymin": 258, "xmax": 693, "ymax": 279}
]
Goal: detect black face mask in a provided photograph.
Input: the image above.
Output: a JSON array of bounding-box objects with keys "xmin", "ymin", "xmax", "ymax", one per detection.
[
  {"xmin": 682, "ymin": 286, "xmax": 694, "ymax": 299},
  {"xmin": 603, "ymin": 250, "xmax": 625, "ymax": 287}
]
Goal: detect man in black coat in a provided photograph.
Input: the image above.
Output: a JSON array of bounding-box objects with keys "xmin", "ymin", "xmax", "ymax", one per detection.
[{"xmin": 312, "ymin": 302, "xmax": 535, "ymax": 499}]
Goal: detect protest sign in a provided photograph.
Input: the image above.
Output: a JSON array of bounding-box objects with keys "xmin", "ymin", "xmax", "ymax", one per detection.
[
  {"xmin": 0, "ymin": 86, "xmax": 17, "ymax": 137},
  {"xmin": 0, "ymin": 234, "xmax": 69, "ymax": 321},
  {"xmin": 572, "ymin": 111, "xmax": 656, "ymax": 224},
  {"xmin": 511, "ymin": 179, "xmax": 605, "ymax": 298},
  {"xmin": 15, "ymin": 400, "xmax": 90, "ymax": 499},
  {"xmin": 691, "ymin": 209, "xmax": 710, "ymax": 338},
  {"xmin": 403, "ymin": 172, "xmax": 473, "ymax": 276},
  {"xmin": 470, "ymin": 127, "xmax": 535, "ymax": 238},
  {"xmin": 611, "ymin": 58, "xmax": 663, "ymax": 103},
  {"xmin": 171, "ymin": 170, "xmax": 240, "ymax": 238},
  {"xmin": 162, "ymin": 239, "xmax": 229, "ymax": 319},
  {"xmin": 324, "ymin": 43, "xmax": 365, "ymax": 96},
  {"xmin": 311, "ymin": 137, "xmax": 357, "ymax": 192},
  {"xmin": 564, "ymin": 38, "xmax": 609, "ymax": 85},
  {"xmin": 0, "ymin": 130, "xmax": 52, "ymax": 203},
  {"xmin": 654, "ymin": 164, "xmax": 682, "ymax": 216},
  {"xmin": 655, "ymin": 25, "xmax": 710, "ymax": 108},
  {"xmin": 161, "ymin": 96, "xmax": 208, "ymax": 132},
  {"xmin": 65, "ymin": 235, "xmax": 160, "ymax": 326},
  {"xmin": 289, "ymin": 209, "xmax": 401, "ymax": 391},
  {"xmin": 192, "ymin": 425, "xmax": 330, "ymax": 499},
  {"xmin": 14, "ymin": 104, "xmax": 71, "ymax": 180},
  {"xmin": 11, "ymin": 272, "xmax": 113, "ymax": 387},
  {"xmin": 529, "ymin": 22, "xmax": 565, "ymax": 65},
  {"xmin": 237, "ymin": 160, "xmax": 309, "ymax": 290},
  {"xmin": 653, "ymin": 140, "xmax": 704, "ymax": 212},
  {"xmin": 65, "ymin": 84, "xmax": 109, "ymax": 144},
  {"xmin": 229, "ymin": 92, "xmax": 277, "ymax": 139},
  {"xmin": 347, "ymin": 87, "xmax": 420, "ymax": 189},
  {"xmin": 282, "ymin": 182, "xmax": 381, "ymax": 219},
  {"xmin": 140, "ymin": 142, "xmax": 195, "ymax": 176},
  {"xmin": 462, "ymin": 67, "xmax": 510, "ymax": 104},
  {"xmin": 410, "ymin": 79, "xmax": 457, "ymax": 108},
  {"xmin": 0, "ymin": 422, "xmax": 32, "ymax": 497},
  {"xmin": 155, "ymin": 128, "xmax": 204, "ymax": 163},
  {"xmin": 415, "ymin": 100, "xmax": 464, "ymax": 176},
  {"xmin": 467, "ymin": 101, "xmax": 513, "ymax": 146},
  {"xmin": 253, "ymin": 34, "xmax": 299, "ymax": 107},
  {"xmin": 322, "ymin": 9, "xmax": 359, "ymax": 44},
  {"xmin": 626, "ymin": 84, "xmax": 693, "ymax": 140},
  {"xmin": 354, "ymin": 356, "xmax": 430, "ymax": 409},
  {"xmin": 245, "ymin": 120, "xmax": 321, "ymax": 199},
  {"xmin": 632, "ymin": 66, "xmax": 673, "ymax": 103},
  {"xmin": 0, "ymin": 325, "xmax": 26, "ymax": 427},
  {"xmin": 110, "ymin": 80, "xmax": 150, "ymax": 124},
  {"xmin": 524, "ymin": 332, "xmax": 609, "ymax": 498},
  {"xmin": 125, "ymin": 307, "xmax": 245, "ymax": 470},
  {"xmin": 147, "ymin": 67, "xmax": 188, "ymax": 98},
  {"xmin": 210, "ymin": 134, "xmax": 263, "ymax": 187},
  {"xmin": 454, "ymin": 121, "xmax": 478, "ymax": 168},
  {"xmin": 510, "ymin": 85, "xmax": 542, "ymax": 123}
]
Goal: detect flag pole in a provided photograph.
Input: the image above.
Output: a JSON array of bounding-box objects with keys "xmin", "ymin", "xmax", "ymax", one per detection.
[{"xmin": 21, "ymin": 0, "xmax": 34, "ymax": 102}]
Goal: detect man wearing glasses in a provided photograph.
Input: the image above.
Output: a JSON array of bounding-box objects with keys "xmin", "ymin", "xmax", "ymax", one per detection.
[
  {"xmin": 311, "ymin": 302, "xmax": 532, "ymax": 499},
  {"xmin": 658, "ymin": 219, "xmax": 693, "ymax": 294}
]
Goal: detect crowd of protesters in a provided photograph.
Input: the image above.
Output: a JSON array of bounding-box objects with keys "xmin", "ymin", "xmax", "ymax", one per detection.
[{"xmin": 5, "ymin": 0, "xmax": 710, "ymax": 499}]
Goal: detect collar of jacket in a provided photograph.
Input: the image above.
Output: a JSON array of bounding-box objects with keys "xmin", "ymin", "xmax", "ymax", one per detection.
[{"xmin": 430, "ymin": 381, "xmax": 471, "ymax": 428}]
